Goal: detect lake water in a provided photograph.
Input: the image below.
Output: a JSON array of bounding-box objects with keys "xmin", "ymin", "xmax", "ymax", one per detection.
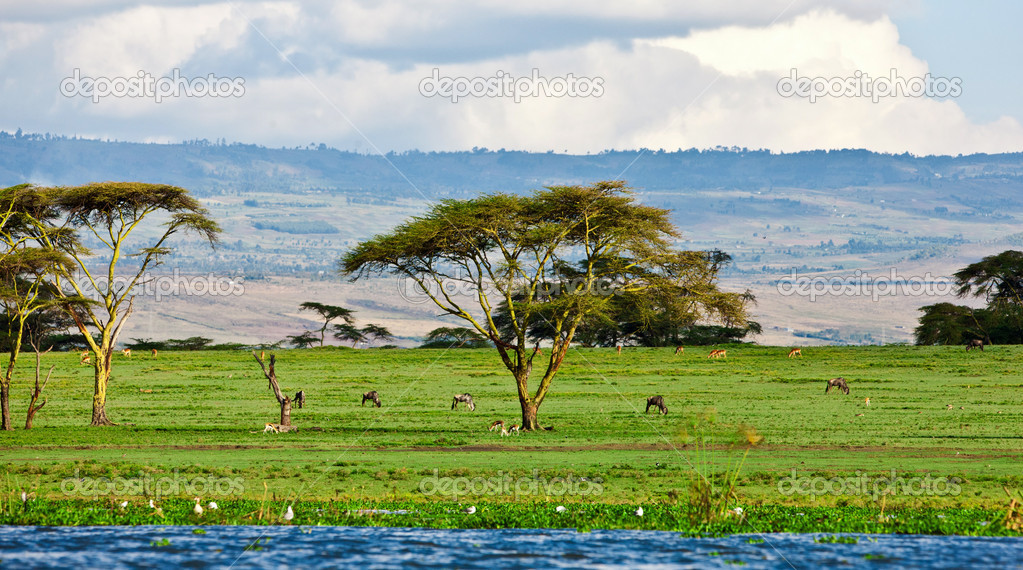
[{"xmin": 1, "ymin": 525, "xmax": 1022, "ymax": 568}]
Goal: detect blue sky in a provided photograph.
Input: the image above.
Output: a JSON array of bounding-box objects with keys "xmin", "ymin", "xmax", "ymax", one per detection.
[
  {"xmin": 1, "ymin": 1, "xmax": 1021, "ymax": 155},
  {"xmin": 892, "ymin": 1, "xmax": 1023, "ymax": 125}
]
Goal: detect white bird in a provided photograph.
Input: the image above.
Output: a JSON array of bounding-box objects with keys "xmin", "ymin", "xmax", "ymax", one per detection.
[
  {"xmin": 119, "ymin": 500, "xmax": 129, "ymax": 510},
  {"xmin": 463, "ymin": 506, "xmax": 476, "ymax": 514},
  {"xmin": 208, "ymin": 501, "xmax": 218, "ymax": 510},
  {"xmin": 284, "ymin": 505, "xmax": 295, "ymax": 521},
  {"xmin": 555, "ymin": 506, "xmax": 567, "ymax": 513},
  {"xmin": 149, "ymin": 499, "xmax": 156, "ymax": 509},
  {"xmin": 635, "ymin": 506, "xmax": 644, "ymax": 517},
  {"xmin": 193, "ymin": 497, "xmax": 203, "ymax": 516},
  {"xmin": 21, "ymin": 491, "xmax": 27, "ymax": 503}
]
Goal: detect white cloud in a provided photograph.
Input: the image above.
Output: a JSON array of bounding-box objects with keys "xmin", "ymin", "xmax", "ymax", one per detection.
[
  {"xmin": 55, "ymin": 3, "xmax": 247, "ymax": 76},
  {"xmin": 3, "ymin": 1, "xmax": 1021, "ymax": 157}
]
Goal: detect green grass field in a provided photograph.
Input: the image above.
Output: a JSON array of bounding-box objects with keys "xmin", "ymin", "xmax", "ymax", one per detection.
[{"xmin": 1, "ymin": 344, "xmax": 1021, "ymax": 517}]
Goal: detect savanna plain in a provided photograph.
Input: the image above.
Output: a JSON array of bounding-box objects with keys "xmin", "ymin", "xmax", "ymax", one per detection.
[{"xmin": 1, "ymin": 344, "xmax": 1022, "ymax": 535}]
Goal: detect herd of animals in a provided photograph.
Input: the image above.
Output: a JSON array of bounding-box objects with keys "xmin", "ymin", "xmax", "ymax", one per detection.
[
  {"xmin": 74, "ymin": 340, "xmax": 989, "ymax": 432},
  {"xmin": 338, "ymin": 340, "xmax": 988, "ymax": 431}
]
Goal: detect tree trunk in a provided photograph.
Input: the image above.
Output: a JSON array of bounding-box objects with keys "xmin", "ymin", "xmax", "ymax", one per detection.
[
  {"xmin": 521, "ymin": 400, "xmax": 540, "ymax": 431},
  {"xmin": 254, "ymin": 352, "xmax": 294, "ymax": 429},
  {"xmin": 27, "ymin": 356, "xmax": 53, "ymax": 430},
  {"xmin": 90, "ymin": 355, "xmax": 114, "ymax": 426},
  {"xmin": 0, "ymin": 382, "xmax": 10, "ymax": 431},
  {"xmin": 279, "ymin": 398, "xmax": 292, "ymax": 427},
  {"xmin": 25, "ymin": 389, "xmax": 44, "ymax": 429}
]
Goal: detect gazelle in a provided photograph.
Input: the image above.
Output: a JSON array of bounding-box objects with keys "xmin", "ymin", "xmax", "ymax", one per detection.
[
  {"xmin": 865, "ymin": 397, "xmax": 870, "ymax": 406},
  {"xmin": 122, "ymin": 348, "xmax": 132, "ymax": 358},
  {"xmin": 788, "ymin": 348, "xmax": 801, "ymax": 358},
  {"xmin": 80, "ymin": 352, "xmax": 91, "ymax": 365},
  {"xmin": 709, "ymin": 349, "xmax": 727, "ymax": 358},
  {"xmin": 263, "ymin": 423, "xmax": 279, "ymax": 434},
  {"xmin": 674, "ymin": 346, "xmax": 684, "ymax": 355},
  {"xmin": 616, "ymin": 345, "xmax": 622, "ymax": 355},
  {"xmin": 151, "ymin": 348, "xmax": 158, "ymax": 358},
  {"xmin": 489, "ymin": 420, "xmax": 505, "ymax": 432}
]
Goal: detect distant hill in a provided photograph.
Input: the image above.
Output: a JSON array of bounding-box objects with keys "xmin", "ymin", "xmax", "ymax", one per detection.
[
  {"xmin": 4, "ymin": 130, "xmax": 1023, "ymax": 199},
  {"xmin": 4, "ymin": 131, "xmax": 1023, "ymax": 346}
]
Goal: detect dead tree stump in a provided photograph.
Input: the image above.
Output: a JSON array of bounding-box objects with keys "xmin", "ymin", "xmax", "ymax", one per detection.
[{"xmin": 253, "ymin": 352, "xmax": 295, "ymax": 430}]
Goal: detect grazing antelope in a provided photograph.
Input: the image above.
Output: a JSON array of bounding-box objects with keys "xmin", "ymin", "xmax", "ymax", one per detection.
[
  {"xmin": 80, "ymin": 352, "xmax": 91, "ymax": 365},
  {"xmin": 865, "ymin": 397, "xmax": 870, "ymax": 406},
  {"xmin": 361, "ymin": 391, "xmax": 381, "ymax": 407},
  {"xmin": 645, "ymin": 395, "xmax": 668, "ymax": 415},
  {"xmin": 260, "ymin": 350, "xmax": 266, "ymax": 361},
  {"xmin": 452, "ymin": 393, "xmax": 476, "ymax": 411},
  {"xmin": 122, "ymin": 348, "xmax": 132, "ymax": 358},
  {"xmin": 825, "ymin": 377, "xmax": 850, "ymax": 395},
  {"xmin": 674, "ymin": 346, "xmax": 684, "ymax": 355},
  {"xmin": 709, "ymin": 349, "xmax": 727, "ymax": 358},
  {"xmin": 506, "ymin": 424, "xmax": 520, "ymax": 435},
  {"xmin": 965, "ymin": 339, "xmax": 984, "ymax": 352},
  {"xmin": 263, "ymin": 423, "xmax": 279, "ymax": 434},
  {"xmin": 788, "ymin": 348, "xmax": 802, "ymax": 358},
  {"xmin": 616, "ymin": 345, "xmax": 622, "ymax": 355},
  {"xmin": 151, "ymin": 348, "xmax": 158, "ymax": 358},
  {"xmin": 489, "ymin": 420, "xmax": 505, "ymax": 432}
]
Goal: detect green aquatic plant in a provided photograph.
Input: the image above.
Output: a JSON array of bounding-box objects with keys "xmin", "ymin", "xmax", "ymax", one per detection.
[{"xmin": 679, "ymin": 409, "xmax": 756, "ymax": 526}]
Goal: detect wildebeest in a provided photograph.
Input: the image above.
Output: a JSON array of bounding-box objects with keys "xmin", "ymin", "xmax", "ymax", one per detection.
[
  {"xmin": 966, "ymin": 339, "xmax": 985, "ymax": 352},
  {"xmin": 294, "ymin": 390, "xmax": 305, "ymax": 409},
  {"xmin": 646, "ymin": 395, "xmax": 668, "ymax": 415},
  {"xmin": 361, "ymin": 390, "xmax": 381, "ymax": 407},
  {"xmin": 452, "ymin": 393, "xmax": 476, "ymax": 411},
  {"xmin": 825, "ymin": 377, "xmax": 850, "ymax": 395}
]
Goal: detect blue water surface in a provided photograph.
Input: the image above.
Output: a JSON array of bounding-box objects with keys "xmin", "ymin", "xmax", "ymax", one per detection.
[{"xmin": 1, "ymin": 525, "xmax": 1022, "ymax": 569}]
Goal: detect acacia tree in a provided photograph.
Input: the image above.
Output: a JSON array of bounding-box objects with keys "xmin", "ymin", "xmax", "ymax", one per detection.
[
  {"xmin": 0, "ymin": 184, "xmax": 81, "ymax": 430},
  {"xmin": 953, "ymin": 250, "xmax": 1023, "ymax": 343},
  {"xmin": 341, "ymin": 181, "xmax": 749, "ymax": 430},
  {"xmin": 332, "ymin": 323, "xmax": 394, "ymax": 347},
  {"xmin": 30, "ymin": 183, "xmax": 220, "ymax": 426},
  {"xmin": 299, "ymin": 302, "xmax": 354, "ymax": 347},
  {"xmin": 420, "ymin": 326, "xmax": 490, "ymax": 349}
]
